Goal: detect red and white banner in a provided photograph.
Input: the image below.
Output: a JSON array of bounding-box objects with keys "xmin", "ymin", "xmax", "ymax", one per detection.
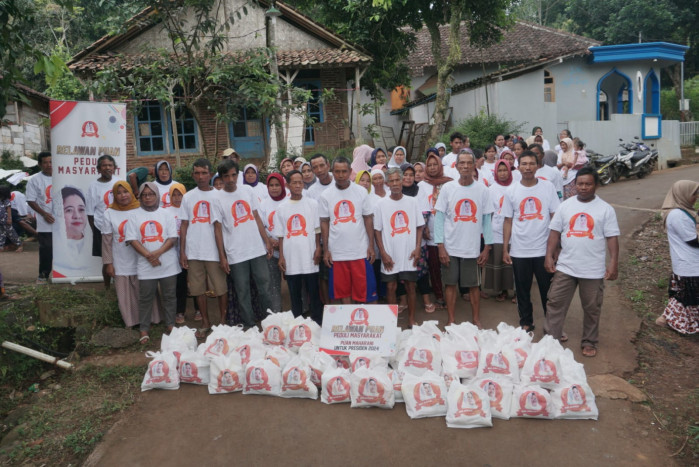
[
  {"xmin": 50, "ymin": 101, "xmax": 127, "ymax": 282},
  {"xmin": 320, "ymin": 305, "xmax": 398, "ymax": 356}
]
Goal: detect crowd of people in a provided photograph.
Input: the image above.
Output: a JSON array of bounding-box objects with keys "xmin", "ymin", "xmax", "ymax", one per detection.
[{"xmin": 3, "ymin": 127, "xmax": 697, "ymax": 348}]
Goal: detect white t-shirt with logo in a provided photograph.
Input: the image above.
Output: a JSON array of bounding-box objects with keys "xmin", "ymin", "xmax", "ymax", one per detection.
[
  {"xmin": 25, "ymin": 172, "xmax": 53, "ymax": 232},
  {"xmin": 125, "ymin": 207, "xmax": 181, "ymax": 280},
  {"xmin": 434, "ymin": 179, "xmax": 493, "ymax": 259},
  {"xmin": 101, "ymin": 208, "xmax": 138, "ymax": 276},
  {"xmin": 536, "ymin": 165, "xmax": 563, "ymax": 196},
  {"xmin": 318, "ymin": 183, "xmax": 372, "ymax": 261},
  {"xmin": 86, "ymin": 179, "xmax": 115, "ymax": 232},
  {"xmin": 273, "ymin": 197, "xmax": 320, "ymax": 275},
  {"xmin": 374, "ymin": 195, "xmax": 425, "ymax": 274},
  {"xmin": 157, "ymin": 180, "xmax": 176, "ymax": 208},
  {"xmin": 482, "ymin": 161, "xmax": 496, "ymax": 184},
  {"xmin": 180, "ymin": 187, "xmax": 221, "ymax": 261},
  {"xmin": 549, "ymin": 196, "xmax": 620, "ymax": 279},
  {"xmin": 214, "ymin": 185, "xmax": 267, "ymax": 265},
  {"xmin": 442, "ymin": 152, "xmax": 458, "ymax": 169},
  {"xmin": 502, "ymin": 180, "xmax": 560, "ymax": 258},
  {"xmin": 307, "ymin": 175, "xmax": 334, "ymax": 201},
  {"xmin": 665, "ymin": 209, "xmax": 699, "ymax": 277},
  {"xmin": 418, "ymin": 180, "xmax": 447, "ymax": 247},
  {"xmin": 488, "ymin": 182, "xmax": 511, "ymax": 244},
  {"xmin": 10, "ymin": 191, "xmax": 29, "ymax": 216}
]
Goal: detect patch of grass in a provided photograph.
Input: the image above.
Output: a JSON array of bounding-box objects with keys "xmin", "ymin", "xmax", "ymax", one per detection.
[
  {"xmin": 656, "ymin": 277, "xmax": 668, "ymax": 289},
  {"xmin": 629, "ymin": 289, "xmax": 645, "ymax": 302},
  {"xmin": 629, "ymin": 255, "xmax": 639, "ymax": 266}
]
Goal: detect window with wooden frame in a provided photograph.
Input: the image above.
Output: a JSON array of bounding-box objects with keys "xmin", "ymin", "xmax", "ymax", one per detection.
[{"xmin": 544, "ymin": 70, "xmax": 555, "ymax": 103}]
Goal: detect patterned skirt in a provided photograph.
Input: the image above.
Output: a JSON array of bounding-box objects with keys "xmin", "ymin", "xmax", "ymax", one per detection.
[{"xmin": 661, "ymin": 273, "xmax": 699, "ymax": 335}]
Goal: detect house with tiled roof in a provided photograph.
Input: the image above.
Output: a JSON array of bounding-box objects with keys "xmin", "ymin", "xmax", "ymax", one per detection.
[
  {"xmin": 1, "ymin": 81, "xmax": 50, "ymax": 157},
  {"xmin": 379, "ymin": 21, "xmax": 688, "ymax": 165},
  {"xmin": 68, "ymin": 0, "xmax": 372, "ymax": 168}
]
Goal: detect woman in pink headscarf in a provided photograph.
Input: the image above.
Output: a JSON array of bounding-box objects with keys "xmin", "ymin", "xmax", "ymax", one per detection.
[{"xmin": 350, "ymin": 144, "xmax": 373, "ymax": 179}]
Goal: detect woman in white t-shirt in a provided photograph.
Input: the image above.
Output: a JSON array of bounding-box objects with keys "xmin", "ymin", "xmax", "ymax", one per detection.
[
  {"xmin": 168, "ymin": 182, "xmax": 189, "ymax": 324},
  {"xmin": 485, "ymin": 160, "xmax": 515, "ymax": 302},
  {"xmin": 155, "ymin": 160, "xmax": 178, "ymax": 208},
  {"xmin": 259, "ymin": 173, "xmax": 287, "ymax": 313},
  {"xmin": 656, "ymin": 180, "xmax": 699, "ymax": 334},
  {"xmin": 242, "ymin": 164, "xmax": 269, "ymax": 204}
]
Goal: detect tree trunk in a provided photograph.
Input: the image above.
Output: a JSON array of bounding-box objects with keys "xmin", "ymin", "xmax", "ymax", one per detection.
[{"xmin": 426, "ymin": 2, "xmax": 463, "ymax": 145}]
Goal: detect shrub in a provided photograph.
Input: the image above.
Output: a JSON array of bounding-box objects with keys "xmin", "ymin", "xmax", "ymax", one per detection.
[{"xmin": 435, "ymin": 110, "xmax": 525, "ymax": 152}]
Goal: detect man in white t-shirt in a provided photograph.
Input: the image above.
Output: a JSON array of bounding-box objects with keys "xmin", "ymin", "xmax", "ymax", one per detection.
[
  {"xmin": 86, "ymin": 154, "xmax": 118, "ymax": 289},
  {"xmin": 434, "ymin": 151, "xmax": 493, "ymax": 326},
  {"xmin": 502, "ymin": 150, "xmax": 560, "ymax": 332},
  {"xmin": 25, "ymin": 152, "xmax": 54, "ymax": 282},
  {"xmin": 544, "ymin": 167, "xmax": 619, "ymax": 358},
  {"xmin": 374, "ymin": 168, "xmax": 425, "ymax": 326},
  {"xmin": 214, "ymin": 159, "xmax": 272, "ymax": 328},
  {"xmin": 530, "ymin": 144, "xmax": 563, "ymax": 199},
  {"xmin": 319, "ymin": 156, "xmax": 376, "ymax": 304},
  {"xmin": 307, "ymin": 153, "xmax": 334, "ymax": 305},
  {"xmin": 180, "ymin": 158, "xmax": 227, "ymax": 337},
  {"xmin": 441, "ymin": 131, "xmax": 465, "ymax": 172},
  {"xmin": 275, "ymin": 170, "xmax": 323, "ymax": 324}
]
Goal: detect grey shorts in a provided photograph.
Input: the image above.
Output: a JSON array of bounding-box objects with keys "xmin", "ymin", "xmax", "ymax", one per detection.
[
  {"xmin": 441, "ymin": 256, "xmax": 481, "ymax": 288},
  {"xmin": 381, "ymin": 270, "xmax": 419, "ymax": 283}
]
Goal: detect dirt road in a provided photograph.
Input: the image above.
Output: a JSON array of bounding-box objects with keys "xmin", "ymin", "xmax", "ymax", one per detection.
[{"xmin": 11, "ymin": 166, "xmax": 699, "ymax": 466}]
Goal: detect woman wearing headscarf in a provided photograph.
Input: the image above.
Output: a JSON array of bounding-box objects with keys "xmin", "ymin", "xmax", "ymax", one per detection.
[
  {"xmin": 484, "ymin": 160, "xmax": 515, "ymax": 302},
  {"xmin": 258, "ymin": 173, "xmax": 287, "ymax": 313},
  {"xmin": 155, "ymin": 160, "xmax": 177, "ymax": 208},
  {"xmin": 557, "ymin": 137, "xmax": 578, "ymax": 199},
  {"xmin": 102, "ymin": 181, "xmax": 160, "ymax": 329},
  {"xmin": 543, "ymin": 150, "xmax": 558, "ymax": 168},
  {"xmin": 300, "ymin": 161, "xmax": 317, "ymax": 189},
  {"xmin": 414, "ymin": 162, "xmax": 426, "ymax": 183},
  {"xmin": 125, "ymin": 182, "xmax": 180, "ymax": 344},
  {"xmin": 656, "ymin": 180, "xmax": 699, "ymax": 334},
  {"xmin": 419, "ymin": 149, "xmax": 453, "ymax": 309},
  {"xmin": 293, "ymin": 157, "xmax": 306, "ymax": 170},
  {"xmin": 355, "ymin": 170, "xmax": 372, "ymax": 194},
  {"xmin": 351, "ymin": 144, "xmax": 373, "ymax": 179},
  {"xmin": 398, "ymin": 162, "xmax": 435, "ymax": 313},
  {"xmin": 434, "ymin": 142, "xmax": 447, "ymax": 159},
  {"xmin": 167, "ymin": 182, "xmax": 190, "ymax": 324},
  {"xmin": 242, "ymin": 163, "xmax": 268, "ymax": 204},
  {"xmin": 531, "ymin": 126, "xmax": 551, "ymax": 151},
  {"xmin": 388, "ymin": 146, "xmax": 408, "ymax": 168},
  {"xmin": 279, "ymin": 157, "xmax": 294, "ymax": 177},
  {"xmin": 369, "ymin": 147, "xmax": 388, "ymax": 167}
]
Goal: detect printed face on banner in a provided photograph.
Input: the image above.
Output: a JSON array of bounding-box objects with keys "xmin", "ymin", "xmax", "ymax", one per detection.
[
  {"xmin": 454, "ymin": 390, "xmax": 486, "ymax": 418},
  {"xmin": 390, "ymin": 210, "xmax": 410, "ymax": 237}
]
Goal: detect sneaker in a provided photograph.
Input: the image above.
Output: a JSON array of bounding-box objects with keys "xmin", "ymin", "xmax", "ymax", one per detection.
[{"xmin": 36, "ymin": 276, "xmax": 47, "ymax": 285}]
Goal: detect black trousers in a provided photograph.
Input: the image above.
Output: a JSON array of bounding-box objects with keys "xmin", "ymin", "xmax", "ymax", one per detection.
[
  {"xmin": 286, "ymin": 273, "xmax": 323, "ymax": 325},
  {"xmin": 511, "ymin": 256, "xmax": 553, "ymax": 328},
  {"xmin": 38, "ymin": 232, "xmax": 53, "ymax": 279}
]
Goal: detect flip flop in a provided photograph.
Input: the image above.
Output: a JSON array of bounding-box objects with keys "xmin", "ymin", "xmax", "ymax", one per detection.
[
  {"xmin": 560, "ymin": 333, "xmax": 569, "ymax": 342},
  {"xmin": 397, "ymin": 305, "xmax": 408, "ymax": 314},
  {"xmin": 582, "ymin": 346, "xmax": 597, "ymax": 358},
  {"xmin": 522, "ymin": 324, "xmax": 535, "ymax": 332},
  {"xmin": 495, "ymin": 293, "xmax": 506, "ymax": 302},
  {"xmin": 194, "ymin": 311, "xmax": 202, "ymax": 321},
  {"xmin": 175, "ymin": 313, "xmax": 185, "ymax": 324},
  {"xmin": 196, "ymin": 328, "xmax": 210, "ymax": 339},
  {"xmin": 425, "ymin": 303, "xmax": 436, "ymax": 314},
  {"xmin": 139, "ymin": 335, "xmax": 150, "ymax": 345}
]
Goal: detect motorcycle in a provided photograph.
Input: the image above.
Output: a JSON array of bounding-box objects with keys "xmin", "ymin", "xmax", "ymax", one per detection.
[
  {"xmin": 613, "ymin": 137, "xmax": 658, "ymax": 180},
  {"xmin": 588, "ymin": 150, "xmax": 618, "ymax": 185}
]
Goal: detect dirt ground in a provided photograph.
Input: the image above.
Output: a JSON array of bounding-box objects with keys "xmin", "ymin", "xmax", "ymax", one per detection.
[{"xmin": 1, "ymin": 165, "xmax": 698, "ymax": 466}]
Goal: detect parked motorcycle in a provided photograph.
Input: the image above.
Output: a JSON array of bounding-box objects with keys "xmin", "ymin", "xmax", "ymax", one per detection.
[{"xmin": 613, "ymin": 137, "xmax": 658, "ymax": 180}]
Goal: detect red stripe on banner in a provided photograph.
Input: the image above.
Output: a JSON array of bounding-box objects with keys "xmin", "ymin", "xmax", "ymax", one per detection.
[
  {"xmin": 50, "ymin": 101, "xmax": 78, "ymax": 129},
  {"xmin": 52, "ymin": 270, "xmax": 66, "ymax": 279}
]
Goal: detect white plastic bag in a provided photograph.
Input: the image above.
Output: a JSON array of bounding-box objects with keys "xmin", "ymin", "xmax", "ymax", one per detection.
[
  {"xmin": 286, "ymin": 317, "xmax": 321, "ymax": 352},
  {"xmin": 349, "ymin": 352, "xmax": 388, "ymax": 373},
  {"xmin": 388, "ymin": 368, "xmax": 405, "ymax": 403},
  {"xmin": 202, "ymin": 325, "xmax": 237, "ymax": 359},
  {"xmin": 402, "ymin": 371, "xmax": 448, "ymax": 419},
  {"xmin": 178, "ymin": 350, "xmax": 210, "ymax": 385},
  {"xmin": 298, "ymin": 343, "xmax": 337, "ymax": 387},
  {"xmin": 476, "ymin": 332, "xmax": 519, "ymax": 383},
  {"xmin": 265, "ymin": 345, "xmax": 292, "ymax": 368},
  {"xmin": 320, "ymin": 367, "xmax": 352, "ymax": 404},
  {"xmin": 208, "ymin": 353, "xmax": 245, "ymax": 394},
  {"xmin": 445, "ymin": 382, "xmax": 492, "ymax": 429},
  {"xmin": 350, "ymin": 367, "xmax": 395, "ymax": 409},
  {"xmin": 474, "ymin": 377, "xmax": 513, "ymax": 420},
  {"xmin": 520, "ymin": 335, "xmax": 564, "ymax": 389},
  {"xmin": 243, "ymin": 358, "xmax": 282, "ymax": 396},
  {"xmin": 496, "ymin": 322, "xmax": 533, "ymax": 370},
  {"xmin": 412, "ymin": 320, "xmax": 443, "ymax": 342},
  {"xmin": 141, "ymin": 351, "xmax": 180, "ymax": 391},
  {"xmin": 279, "ymin": 357, "xmax": 319, "ymax": 399},
  {"xmin": 332, "ymin": 354, "xmax": 351, "ymax": 370},
  {"xmin": 399, "ymin": 332, "xmax": 442, "ymax": 376},
  {"xmin": 234, "ymin": 335, "xmax": 266, "ymax": 368},
  {"xmin": 161, "ymin": 326, "xmax": 197, "ymax": 353},
  {"xmin": 551, "ymin": 349, "xmax": 598, "ymax": 420},
  {"xmin": 509, "ymin": 384, "xmax": 553, "ymax": 419},
  {"xmin": 441, "ymin": 325, "xmax": 480, "ymax": 379},
  {"xmin": 261, "ymin": 310, "xmax": 295, "ymax": 346}
]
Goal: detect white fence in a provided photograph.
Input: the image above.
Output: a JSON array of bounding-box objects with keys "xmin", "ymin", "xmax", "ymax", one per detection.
[{"xmin": 680, "ymin": 121, "xmax": 699, "ymax": 146}]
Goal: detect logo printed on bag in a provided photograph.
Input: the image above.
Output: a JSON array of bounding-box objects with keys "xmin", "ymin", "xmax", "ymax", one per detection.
[
  {"xmin": 326, "ymin": 376, "xmax": 350, "ymax": 402},
  {"xmin": 479, "ymin": 380, "xmax": 504, "ymax": 412},
  {"xmin": 286, "ymin": 214, "xmax": 308, "ymax": 238},
  {"xmin": 215, "ymin": 370, "xmax": 241, "ymax": 393},
  {"xmin": 264, "ymin": 325, "xmax": 285, "ymax": 346},
  {"xmin": 245, "ymin": 366, "xmax": 271, "ymax": 391},
  {"xmin": 567, "ymin": 212, "xmax": 595, "ymax": 239},
  {"xmin": 145, "ymin": 360, "xmax": 171, "ymax": 384},
  {"xmin": 391, "ymin": 370, "xmax": 404, "ymax": 391},
  {"xmin": 140, "ymin": 220, "xmax": 164, "ymax": 243},
  {"xmin": 455, "ymin": 350, "xmax": 478, "ymax": 369},
  {"xmin": 517, "ymin": 390, "xmax": 549, "ymax": 417},
  {"xmin": 351, "ymin": 357, "xmax": 371, "ymax": 372},
  {"xmin": 192, "ymin": 200, "xmax": 211, "ymax": 224},
  {"xmin": 349, "ymin": 308, "xmax": 369, "ymax": 326},
  {"xmin": 454, "ymin": 390, "xmax": 486, "ymax": 418},
  {"xmin": 531, "ymin": 358, "xmax": 560, "ymax": 384},
  {"xmin": 161, "ymin": 192, "xmax": 171, "ymax": 208},
  {"xmin": 514, "ymin": 348, "xmax": 528, "ymax": 369},
  {"xmin": 204, "ymin": 338, "xmax": 229, "ymax": 357},
  {"xmin": 45, "ymin": 185, "xmax": 52, "ymax": 204},
  {"xmin": 310, "ymin": 368, "xmax": 322, "ymax": 386},
  {"xmin": 179, "ymin": 361, "xmax": 202, "ymax": 383},
  {"xmin": 518, "ymin": 197, "xmax": 544, "ymax": 221},
  {"xmin": 413, "ymin": 382, "xmax": 445, "ymax": 410},
  {"xmin": 81, "ymin": 121, "xmax": 99, "ymax": 137},
  {"xmin": 236, "ymin": 344, "xmax": 251, "ymax": 366},
  {"xmin": 232, "ymin": 200, "xmax": 253, "ymax": 226},
  {"xmin": 282, "ymin": 366, "xmax": 309, "ymax": 391},
  {"xmin": 483, "ymin": 351, "xmax": 511, "ymax": 374},
  {"xmin": 389, "ymin": 210, "xmax": 411, "ymax": 237},
  {"xmin": 356, "ymin": 377, "xmax": 386, "ymax": 404},
  {"xmin": 117, "ymin": 219, "xmax": 127, "ymax": 243},
  {"xmin": 560, "ymin": 384, "xmax": 590, "ymax": 413},
  {"xmin": 103, "ymin": 189, "xmax": 113, "ymax": 207},
  {"xmin": 404, "ymin": 348, "xmax": 434, "ymax": 370},
  {"xmin": 288, "ymin": 324, "xmax": 311, "ymax": 347},
  {"xmin": 333, "ymin": 356, "xmax": 350, "ymax": 369},
  {"xmin": 333, "ymin": 200, "xmax": 356, "ymax": 224},
  {"xmin": 454, "ymin": 199, "xmax": 477, "ymax": 223}
]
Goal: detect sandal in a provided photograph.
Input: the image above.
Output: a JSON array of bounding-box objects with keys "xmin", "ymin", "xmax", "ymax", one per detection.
[
  {"xmin": 560, "ymin": 333, "xmax": 569, "ymax": 342},
  {"xmin": 194, "ymin": 311, "xmax": 202, "ymax": 321},
  {"xmin": 581, "ymin": 346, "xmax": 597, "ymax": 358},
  {"xmin": 175, "ymin": 313, "xmax": 185, "ymax": 324},
  {"xmin": 425, "ymin": 303, "xmax": 436, "ymax": 314},
  {"xmin": 195, "ymin": 328, "xmax": 210, "ymax": 339},
  {"xmin": 397, "ymin": 305, "xmax": 408, "ymax": 314},
  {"xmin": 495, "ymin": 293, "xmax": 506, "ymax": 302},
  {"xmin": 511, "ymin": 296, "xmax": 517, "ymax": 304},
  {"xmin": 139, "ymin": 334, "xmax": 150, "ymax": 345},
  {"xmin": 435, "ymin": 300, "xmax": 447, "ymax": 310}
]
